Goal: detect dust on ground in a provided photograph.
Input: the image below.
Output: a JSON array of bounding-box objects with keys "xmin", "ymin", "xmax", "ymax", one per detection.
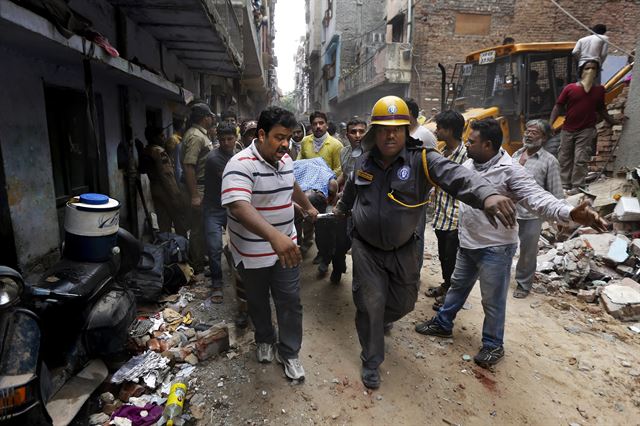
[{"xmin": 188, "ymin": 231, "xmax": 640, "ymax": 426}]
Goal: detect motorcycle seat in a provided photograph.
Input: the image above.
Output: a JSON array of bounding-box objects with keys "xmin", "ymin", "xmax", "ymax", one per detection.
[{"xmin": 36, "ymin": 259, "xmax": 117, "ymax": 300}]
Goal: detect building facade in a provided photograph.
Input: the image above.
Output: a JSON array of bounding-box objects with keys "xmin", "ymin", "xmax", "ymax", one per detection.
[
  {"xmin": 303, "ymin": 0, "xmax": 386, "ymax": 120},
  {"xmin": 0, "ymin": 0, "xmax": 275, "ymax": 272}
]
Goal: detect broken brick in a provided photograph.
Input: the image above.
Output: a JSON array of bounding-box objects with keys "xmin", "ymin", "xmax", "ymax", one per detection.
[{"xmin": 195, "ymin": 325, "xmax": 230, "ymax": 361}]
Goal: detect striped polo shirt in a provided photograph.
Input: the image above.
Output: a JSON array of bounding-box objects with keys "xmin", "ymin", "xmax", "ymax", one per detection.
[{"xmin": 221, "ymin": 141, "xmax": 296, "ymax": 269}]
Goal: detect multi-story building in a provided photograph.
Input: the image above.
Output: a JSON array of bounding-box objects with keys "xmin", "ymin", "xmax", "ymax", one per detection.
[
  {"xmin": 0, "ymin": 0, "xmax": 276, "ymax": 271},
  {"xmin": 293, "ymin": 37, "xmax": 310, "ymax": 117},
  {"xmin": 304, "ymin": 0, "xmax": 386, "ymax": 120}
]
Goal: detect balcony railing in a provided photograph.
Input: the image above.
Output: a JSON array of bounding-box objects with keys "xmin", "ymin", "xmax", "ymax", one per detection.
[
  {"xmin": 211, "ymin": 0, "xmax": 243, "ymax": 64},
  {"xmin": 339, "ymin": 42, "xmax": 412, "ymax": 101}
]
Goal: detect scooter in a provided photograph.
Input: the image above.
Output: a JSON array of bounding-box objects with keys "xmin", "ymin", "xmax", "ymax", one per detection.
[{"xmin": 0, "ymin": 228, "xmax": 141, "ymax": 425}]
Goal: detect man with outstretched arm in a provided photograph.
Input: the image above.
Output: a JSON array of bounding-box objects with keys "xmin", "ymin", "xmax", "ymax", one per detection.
[{"xmin": 333, "ymin": 96, "xmax": 520, "ymax": 390}]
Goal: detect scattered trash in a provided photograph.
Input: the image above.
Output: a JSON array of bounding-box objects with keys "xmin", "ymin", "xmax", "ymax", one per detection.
[
  {"xmin": 111, "ymin": 351, "xmax": 171, "ymax": 385},
  {"xmin": 160, "ymin": 383, "xmax": 187, "ymax": 426},
  {"xmin": 462, "ymin": 354, "xmax": 471, "ymax": 362}
]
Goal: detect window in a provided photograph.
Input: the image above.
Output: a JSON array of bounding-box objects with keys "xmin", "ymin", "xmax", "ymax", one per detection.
[
  {"xmin": 389, "ymin": 13, "xmax": 405, "ymax": 42},
  {"xmin": 454, "ymin": 13, "xmax": 491, "ymax": 35}
]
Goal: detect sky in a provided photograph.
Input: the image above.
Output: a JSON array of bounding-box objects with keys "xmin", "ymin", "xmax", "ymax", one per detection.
[{"xmin": 273, "ymin": 0, "xmax": 306, "ymax": 94}]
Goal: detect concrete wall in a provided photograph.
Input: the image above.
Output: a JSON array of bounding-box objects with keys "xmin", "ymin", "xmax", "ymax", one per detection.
[
  {"xmin": 0, "ymin": 46, "xmax": 61, "ymax": 269},
  {"xmin": 411, "ymin": 0, "xmax": 640, "ymax": 110}
]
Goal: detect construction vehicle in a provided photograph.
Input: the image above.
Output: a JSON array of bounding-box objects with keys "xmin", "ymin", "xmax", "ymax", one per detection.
[{"xmin": 429, "ymin": 42, "xmax": 633, "ymax": 154}]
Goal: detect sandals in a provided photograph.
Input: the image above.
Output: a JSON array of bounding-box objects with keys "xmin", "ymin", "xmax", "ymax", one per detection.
[
  {"xmin": 512, "ymin": 287, "xmax": 530, "ymax": 299},
  {"xmin": 425, "ymin": 286, "xmax": 445, "ymax": 298},
  {"xmin": 210, "ymin": 288, "xmax": 224, "ymax": 304}
]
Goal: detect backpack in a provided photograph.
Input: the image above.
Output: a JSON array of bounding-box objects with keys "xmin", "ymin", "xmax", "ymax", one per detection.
[
  {"xmin": 155, "ymin": 232, "xmax": 189, "ymax": 265},
  {"xmin": 126, "ymin": 244, "xmax": 165, "ymax": 302}
]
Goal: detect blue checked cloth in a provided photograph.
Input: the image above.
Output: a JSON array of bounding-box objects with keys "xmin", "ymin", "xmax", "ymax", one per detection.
[{"xmin": 293, "ymin": 158, "xmax": 336, "ymax": 197}]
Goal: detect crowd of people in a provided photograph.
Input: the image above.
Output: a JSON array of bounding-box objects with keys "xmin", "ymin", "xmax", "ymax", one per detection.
[{"xmin": 139, "ymin": 82, "xmax": 609, "ymax": 389}]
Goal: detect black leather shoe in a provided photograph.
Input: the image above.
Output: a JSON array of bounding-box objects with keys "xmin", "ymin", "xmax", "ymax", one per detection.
[
  {"xmin": 361, "ymin": 367, "xmax": 380, "ymax": 389},
  {"xmin": 329, "ymin": 270, "xmax": 341, "ymax": 284}
]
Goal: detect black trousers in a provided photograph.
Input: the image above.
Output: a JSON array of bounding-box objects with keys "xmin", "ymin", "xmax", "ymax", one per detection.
[
  {"xmin": 352, "ymin": 237, "xmax": 420, "ymax": 369},
  {"xmin": 434, "ymin": 229, "xmax": 459, "ymax": 290},
  {"xmin": 238, "ymin": 262, "xmax": 302, "ymax": 359},
  {"xmin": 315, "ymin": 216, "xmax": 351, "ymax": 272}
]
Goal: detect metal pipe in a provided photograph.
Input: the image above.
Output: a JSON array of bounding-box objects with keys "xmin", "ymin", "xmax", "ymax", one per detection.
[
  {"xmin": 438, "ymin": 62, "xmax": 446, "ymax": 111},
  {"xmin": 407, "ymin": 0, "xmax": 412, "ymax": 43}
]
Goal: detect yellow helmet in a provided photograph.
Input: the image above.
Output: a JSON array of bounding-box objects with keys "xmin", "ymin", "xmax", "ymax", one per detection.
[
  {"xmin": 370, "ymin": 96, "xmax": 411, "ymax": 126},
  {"xmin": 354, "ymin": 96, "xmax": 411, "ymax": 156}
]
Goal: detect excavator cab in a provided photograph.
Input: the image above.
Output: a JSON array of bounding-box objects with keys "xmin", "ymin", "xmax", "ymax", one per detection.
[{"xmin": 445, "ymin": 43, "xmax": 577, "ymax": 153}]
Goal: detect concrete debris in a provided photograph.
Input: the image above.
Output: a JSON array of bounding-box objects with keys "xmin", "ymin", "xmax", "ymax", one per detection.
[
  {"xmin": 606, "ymin": 236, "xmax": 629, "ymax": 264},
  {"xmin": 614, "ymin": 197, "xmax": 640, "ymax": 221},
  {"xmin": 601, "ymin": 278, "xmax": 640, "ymax": 322},
  {"xmin": 603, "ymin": 280, "xmax": 640, "ymax": 304},
  {"xmin": 577, "ymin": 289, "xmax": 598, "ymax": 303}
]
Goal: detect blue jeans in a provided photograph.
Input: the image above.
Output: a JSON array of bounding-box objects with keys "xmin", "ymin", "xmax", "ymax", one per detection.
[
  {"xmin": 434, "ymin": 244, "xmax": 517, "ymax": 349},
  {"xmin": 204, "ymin": 207, "xmax": 227, "ymax": 288}
]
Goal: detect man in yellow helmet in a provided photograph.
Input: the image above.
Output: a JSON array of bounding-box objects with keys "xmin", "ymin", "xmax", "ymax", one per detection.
[{"xmin": 334, "ymin": 96, "xmax": 520, "ymax": 390}]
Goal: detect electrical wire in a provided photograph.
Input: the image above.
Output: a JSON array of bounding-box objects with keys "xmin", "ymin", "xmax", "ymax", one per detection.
[{"xmin": 549, "ymin": 0, "xmax": 635, "ymax": 59}]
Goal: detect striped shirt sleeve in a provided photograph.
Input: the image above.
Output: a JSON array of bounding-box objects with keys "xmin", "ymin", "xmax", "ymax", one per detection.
[{"xmin": 221, "ymin": 156, "xmax": 254, "ymax": 206}]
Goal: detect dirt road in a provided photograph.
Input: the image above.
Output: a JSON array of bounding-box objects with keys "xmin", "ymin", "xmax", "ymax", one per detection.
[{"xmin": 189, "ymin": 232, "xmax": 640, "ymax": 425}]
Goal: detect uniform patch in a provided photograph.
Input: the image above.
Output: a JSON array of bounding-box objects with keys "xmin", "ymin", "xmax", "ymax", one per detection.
[
  {"xmin": 356, "ymin": 169, "xmax": 374, "ymax": 182},
  {"xmin": 397, "ymin": 166, "xmax": 411, "ymax": 181},
  {"xmin": 387, "ymin": 104, "xmax": 398, "ymax": 114}
]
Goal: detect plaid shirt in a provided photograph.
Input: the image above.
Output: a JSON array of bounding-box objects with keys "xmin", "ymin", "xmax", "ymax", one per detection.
[
  {"xmin": 432, "ymin": 144, "xmax": 467, "ymax": 231},
  {"xmin": 511, "ymin": 147, "xmax": 564, "ymax": 220}
]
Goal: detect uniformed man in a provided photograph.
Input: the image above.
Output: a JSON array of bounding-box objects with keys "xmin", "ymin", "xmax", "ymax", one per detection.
[
  {"xmin": 334, "ymin": 96, "xmax": 519, "ymax": 390},
  {"xmin": 140, "ymin": 126, "xmax": 187, "ymax": 236},
  {"xmin": 182, "ymin": 103, "xmax": 216, "ymax": 272}
]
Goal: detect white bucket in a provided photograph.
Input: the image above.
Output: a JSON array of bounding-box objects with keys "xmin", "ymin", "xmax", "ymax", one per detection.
[
  {"xmin": 63, "ymin": 194, "xmax": 120, "ymax": 262},
  {"xmin": 64, "ymin": 194, "xmax": 120, "ymax": 237}
]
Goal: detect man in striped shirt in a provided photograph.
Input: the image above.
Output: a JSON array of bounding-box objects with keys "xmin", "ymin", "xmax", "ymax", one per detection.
[
  {"xmin": 221, "ymin": 107, "xmax": 318, "ymax": 381},
  {"xmin": 425, "ymin": 111, "xmax": 467, "ymax": 310}
]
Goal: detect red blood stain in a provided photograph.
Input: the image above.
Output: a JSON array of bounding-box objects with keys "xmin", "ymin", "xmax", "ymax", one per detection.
[{"xmin": 473, "ymin": 368, "xmax": 498, "ymax": 393}]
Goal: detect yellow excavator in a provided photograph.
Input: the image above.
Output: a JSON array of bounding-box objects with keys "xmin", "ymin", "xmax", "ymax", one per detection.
[{"xmin": 427, "ymin": 42, "xmax": 633, "ymax": 154}]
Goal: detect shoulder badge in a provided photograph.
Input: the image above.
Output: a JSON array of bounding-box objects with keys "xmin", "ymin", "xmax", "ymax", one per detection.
[{"xmin": 356, "ymin": 169, "xmax": 374, "ymax": 182}]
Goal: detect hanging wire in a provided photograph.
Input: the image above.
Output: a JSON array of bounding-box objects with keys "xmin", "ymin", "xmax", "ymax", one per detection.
[{"xmin": 549, "ymin": 0, "xmax": 635, "ymax": 59}]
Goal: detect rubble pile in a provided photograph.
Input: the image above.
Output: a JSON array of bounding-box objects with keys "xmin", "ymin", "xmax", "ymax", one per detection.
[
  {"xmin": 87, "ymin": 286, "xmax": 232, "ymax": 425},
  {"xmin": 533, "ymin": 175, "xmax": 640, "ymax": 323}
]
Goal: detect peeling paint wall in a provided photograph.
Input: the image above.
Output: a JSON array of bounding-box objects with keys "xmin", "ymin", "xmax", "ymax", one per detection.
[{"xmin": 0, "ymin": 47, "xmax": 62, "ymax": 269}]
